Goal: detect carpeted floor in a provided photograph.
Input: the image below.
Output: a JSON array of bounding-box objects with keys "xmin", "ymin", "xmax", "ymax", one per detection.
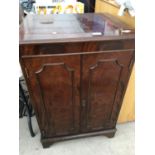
[{"xmin": 19, "ymin": 117, "xmax": 134, "ymax": 155}]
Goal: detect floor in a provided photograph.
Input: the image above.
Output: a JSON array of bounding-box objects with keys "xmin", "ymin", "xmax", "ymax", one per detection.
[{"xmin": 19, "ymin": 117, "xmax": 134, "ymax": 155}]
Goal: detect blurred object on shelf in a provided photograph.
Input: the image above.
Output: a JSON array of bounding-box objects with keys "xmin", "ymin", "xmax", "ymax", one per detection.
[
  {"xmin": 115, "ymin": 0, "xmax": 135, "ymax": 16},
  {"xmin": 34, "ymin": 0, "xmax": 84, "ymax": 14},
  {"xmin": 20, "ymin": 0, "xmax": 36, "ymax": 14}
]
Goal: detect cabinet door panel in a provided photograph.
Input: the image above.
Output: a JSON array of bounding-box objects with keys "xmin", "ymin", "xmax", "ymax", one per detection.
[
  {"xmin": 82, "ymin": 50, "xmax": 134, "ymax": 131},
  {"xmin": 22, "ymin": 55, "xmax": 80, "ymax": 137}
]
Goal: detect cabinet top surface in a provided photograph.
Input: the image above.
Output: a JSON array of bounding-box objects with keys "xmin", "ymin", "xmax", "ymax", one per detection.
[{"xmin": 19, "ymin": 13, "xmax": 134, "ymax": 44}]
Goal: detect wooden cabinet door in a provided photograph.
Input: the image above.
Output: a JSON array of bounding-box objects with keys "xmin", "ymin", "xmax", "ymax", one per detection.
[
  {"xmin": 82, "ymin": 50, "xmax": 134, "ymax": 131},
  {"xmin": 21, "ymin": 55, "xmax": 80, "ymax": 137}
]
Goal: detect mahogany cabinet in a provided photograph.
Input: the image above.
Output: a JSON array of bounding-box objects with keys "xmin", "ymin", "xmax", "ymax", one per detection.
[{"xmin": 19, "ymin": 13, "xmax": 135, "ymax": 148}]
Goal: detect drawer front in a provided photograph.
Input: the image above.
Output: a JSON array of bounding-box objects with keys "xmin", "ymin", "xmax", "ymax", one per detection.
[{"xmin": 19, "ymin": 39, "xmax": 134, "ymax": 56}]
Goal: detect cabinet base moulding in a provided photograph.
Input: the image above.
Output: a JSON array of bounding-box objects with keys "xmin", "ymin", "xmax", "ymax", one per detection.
[{"xmin": 41, "ymin": 128, "xmax": 117, "ymax": 148}]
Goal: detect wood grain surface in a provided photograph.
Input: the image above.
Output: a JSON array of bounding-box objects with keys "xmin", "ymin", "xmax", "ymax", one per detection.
[
  {"xmin": 19, "ymin": 13, "xmax": 135, "ymax": 147},
  {"xmin": 95, "ymin": 0, "xmax": 135, "ymax": 123}
]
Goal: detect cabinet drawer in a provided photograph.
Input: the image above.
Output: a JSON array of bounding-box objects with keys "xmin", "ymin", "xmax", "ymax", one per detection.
[{"xmin": 19, "ymin": 39, "xmax": 134, "ymax": 56}]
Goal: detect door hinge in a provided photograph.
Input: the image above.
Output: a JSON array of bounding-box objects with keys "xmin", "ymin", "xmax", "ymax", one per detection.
[{"xmin": 25, "ymin": 68, "xmax": 29, "ymax": 78}]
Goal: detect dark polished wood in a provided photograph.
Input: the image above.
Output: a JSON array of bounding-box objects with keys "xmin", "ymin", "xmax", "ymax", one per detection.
[
  {"xmin": 19, "ymin": 13, "xmax": 135, "ymax": 148},
  {"xmin": 19, "ymin": 13, "xmax": 134, "ymax": 45},
  {"xmin": 41, "ymin": 128, "xmax": 116, "ymax": 148}
]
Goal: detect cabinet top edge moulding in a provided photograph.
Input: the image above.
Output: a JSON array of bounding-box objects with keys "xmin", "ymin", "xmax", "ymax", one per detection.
[{"xmin": 19, "ymin": 13, "xmax": 135, "ymax": 45}]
